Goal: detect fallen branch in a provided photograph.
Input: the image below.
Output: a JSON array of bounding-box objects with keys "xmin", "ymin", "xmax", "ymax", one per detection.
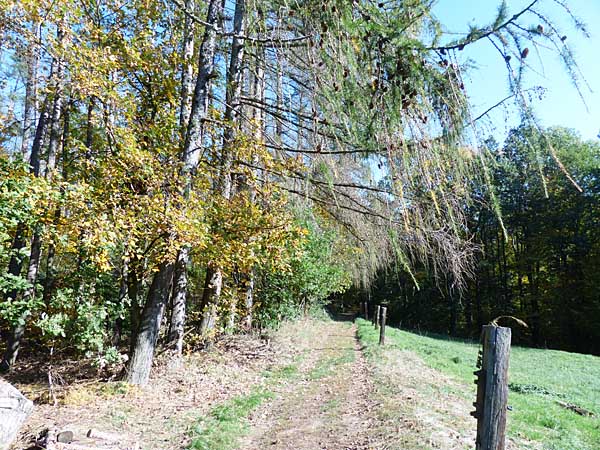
[{"xmin": 556, "ymin": 400, "xmax": 595, "ymax": 417}]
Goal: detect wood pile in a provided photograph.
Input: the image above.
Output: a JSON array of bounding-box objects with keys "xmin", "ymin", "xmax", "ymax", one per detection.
[{"xmin": 34, "ymin": 428, "xmax": 139, "ymax": 450}]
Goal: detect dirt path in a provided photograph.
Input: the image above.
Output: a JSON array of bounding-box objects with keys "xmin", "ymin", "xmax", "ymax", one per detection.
[
  {"xmin": 241, "ymin": 319, "xmax": 383, "ymax": 450},
  {"xmin": 12, "ymin": 317, "xmax": 529, "ymax": 450}
]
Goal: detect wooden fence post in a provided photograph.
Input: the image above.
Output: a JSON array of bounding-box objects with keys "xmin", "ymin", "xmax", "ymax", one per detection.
[
  {"xmin": 379, "ymin": 307, "xmax": 387, "ymax": 345},
  {"xmin": 363, "ymin": 302, "xmax": 369, "ymax": 320},
  {"xmin": 374, "ymin": 305, "xmax": 380, "ymax": 328},
  {"xmin": 472, "ymin": 325, "xmax": 511, "ymax": 450}
]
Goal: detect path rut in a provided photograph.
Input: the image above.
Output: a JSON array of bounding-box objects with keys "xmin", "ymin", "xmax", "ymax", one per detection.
[{"xmin": 241, "ymin": 320, "xmax": 382, "ymax": 450}]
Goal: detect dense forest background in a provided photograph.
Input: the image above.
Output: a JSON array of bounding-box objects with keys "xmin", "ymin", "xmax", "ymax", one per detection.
[
  {"xmin": 366, "ymin": 126, "xmax": 600, "ymax": 355},
  {"xmin": 0, "ymin": 0, "xmax": 598, "ymax": 390}
]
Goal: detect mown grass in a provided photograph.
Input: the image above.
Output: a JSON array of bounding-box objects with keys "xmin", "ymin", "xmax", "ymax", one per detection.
[
  {"xmin": 188, "ymin": 358, "xmax": 302, "ymax": 450},
  {"xmin": 308, "ymin": 348, "xmax": 355, "ymax": 380},
  {"xmin": 356, "ymin": 319, "xmax": 600, "ymax": 450},
  {"xmin": 188, "ymin": 389, "xmax": 274, "ymax": 450}
]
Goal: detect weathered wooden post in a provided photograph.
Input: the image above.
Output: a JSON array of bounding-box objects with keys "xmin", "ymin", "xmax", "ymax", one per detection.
[
  {"xmin": 374, "ymin": 305, "xmax": 380, "ymax": 328},
  {"xmin": 471, "ymin": 325, "xmax": 511, "ymax": 450},
  {"xmin": 363, "ymin": 302, "xmax": 369, "ymax": 320},
  {"xmin": 379, "ymin": 306, "xmax": 387, "ymax": 345}
]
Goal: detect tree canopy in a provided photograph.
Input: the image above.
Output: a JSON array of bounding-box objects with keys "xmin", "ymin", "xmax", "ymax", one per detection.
[{"xmin": 0, "ymin": 0, "xmax": 594, "ymax": 383}]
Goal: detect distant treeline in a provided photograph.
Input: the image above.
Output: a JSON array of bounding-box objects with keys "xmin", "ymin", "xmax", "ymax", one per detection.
[{"xmin": 365, "ymin": 126, "xmax": 600, "ymax": 355}]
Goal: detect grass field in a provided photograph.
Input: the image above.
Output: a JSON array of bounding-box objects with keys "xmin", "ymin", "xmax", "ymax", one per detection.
[{"xmin": 357, "ymin": 319, "xmax": 600, "ymax": 450}]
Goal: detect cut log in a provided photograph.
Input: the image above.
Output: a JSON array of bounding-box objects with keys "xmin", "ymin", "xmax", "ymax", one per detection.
[
  {"xmin": 86, "ymin": 429, "xmax": 122, "ymax": 442},
  {"xmin": 47, "ymin": 444, "xmax": 138, "ymax": 450},
  {"xmin": 50, "ymin": 443, "xmax": 139, "ymax": 450},
  {"xmin": 0, "ymin": 379, "xmax": 34, "ymax": 450}
]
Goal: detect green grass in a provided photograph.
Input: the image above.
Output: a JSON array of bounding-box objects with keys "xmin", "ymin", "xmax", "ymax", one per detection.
[
  {"xmin": 357, "ymin": 319, "xmax": 600, "ymax": 450},
  {"xmin": 263, "ymin": 363, "xmax": 300, "ymax": 380},
  {"xmin": 188, "ymin": 389, "xmax": 274, "ymax": 450},
  {"xmin": 188, "ymin": 359, "xmax": 304, "ymax": 450},
  {"xmin": 307, "ymin": 347, "xmax": 355, "ymax": 380}
]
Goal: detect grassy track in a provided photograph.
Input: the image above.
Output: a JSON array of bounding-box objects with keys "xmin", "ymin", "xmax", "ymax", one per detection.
[
  {"xmin": 188, "ymin": 389, "xmax": 274, "ymax": 450},
  {"xmin": 357, "ymin": 319, "xmax": 600, "ymax": 450}
]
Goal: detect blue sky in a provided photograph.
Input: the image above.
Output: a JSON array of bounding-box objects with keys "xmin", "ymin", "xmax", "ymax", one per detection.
[{"xmin": 432, "ymin": 0, "xmax": 600, "ymax": 142}]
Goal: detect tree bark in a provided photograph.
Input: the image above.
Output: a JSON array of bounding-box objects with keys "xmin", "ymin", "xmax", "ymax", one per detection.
[
  {"xmin": 199, "ymin": 0, "xmax": 247, "ymax": 336},
  {"xmin": 183, "ymin": 0, "xmax": 223, "ymax": 174},
  {"xmin": 19, "ymin": 20, "xmax": 41, "ymax": 161},
  {"xmin": 43, "ymin": 100, "xmax": 71, "ymax": 306},
  {"xmin": 199, "ymin": 265, "xmax": 222, "ymax": 335},
  {"xmin": 165, "ymin": 0, "xmax": 198, "ymax": 358},
  {"xmin": 179, "ymin": 0, "xmax": 195, "ymax": 133},
  {"xmin": 164, "ymin": 0, "xmax": 221, "ymax": 356},
  {"xmin": 168, "ymin": 249, "xmax": 188, "ymax": 356},
  {"xmin": 85, "ymin": 98, "xmax": 94, "ymax": 153},
  {"xmin": 242, "ymin": 273, "xmax": 254, "ymax": 329},
  {"xmin": 127, "ymin": 268, "xmax": 143, "ymax": 355},
  {"xmin": 240, "ymin": 43, "xmax": 265, "ymax": 330},
  {"xmin": 1, "ymin": 28, "xmax": 65, "ymax": 371},
  {"xmin": 126, "ymin": 262, "xmax": 174, "ymax": 386}
]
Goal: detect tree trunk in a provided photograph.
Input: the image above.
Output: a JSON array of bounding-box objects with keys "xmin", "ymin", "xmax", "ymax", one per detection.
[
  {"xmin": 227, "ymin": 292, "xmax": 236, "ymax": 333},
  {"xmin": 19, "ymin": 20, "xmax": 41, "ymax": 161},
  {"xmin": 163, "ymin": 0, "xmax": 221, "ymax": 355},
  {"xmin": 165, "ymin": 0, "xmax": 198, "ymax": 359},
  {"xmin": 179, "ymin": 0, "xmax": 195, "ymax": 133},
  {"xmin": 447, "ymin": 276, "xmax": 457, "ymax": 335},
  {"xmin": 199, "ymin": 265, "xmax": 222, "ymax": 335},
  {"xmin": 85, "ymin": 98, "xmax": 94, "ymax": 153},
  {"xmin": 198, "ymin": 0, "xmax": 247, "ymax": 335},
  {"xmin": 44, "ymin": 27, "xmax": 65, "ymax": 182},
  {"xmin": 0, "ymin": 96, "xmax": 49, "ymax": 372},
  {"xmin": 3, "ymin": 93, "xmax": 49, "ymax": 300},
  {"xmin": 42, "ymin": 100, "xmax": 71, "ymax": 306},
  {"xmin": 1, "ymin": 233, "xmax": 42, "ymax": 371},
  {"xmin": 241, "ymin": 38, "xmax": 264, "ymax": 331},
  {"xmin": 128, "ymin": 268, "xmax": 143, "ymax": 354},
  {"xmin": 1, "ymin": 29, "xmax": 65, "ymax": 371},
  {"xmin": 168, "ymin": 248, "xmax": 188, "ymax": 356},
  {"xmin": 183, "ymin": 0, "xmax": 223, "ymax": 173},
  {"xmin": 126, "ymin": 262, "xmax": 174, "ymax": 386},
  {"xmin": 242, "ymin": 273, "xmax": 254, "ymax": 329}
]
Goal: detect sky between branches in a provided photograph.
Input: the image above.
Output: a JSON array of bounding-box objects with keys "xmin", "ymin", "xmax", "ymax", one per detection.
[{"xmin": 434, "ymin": 0, "xmax": 600, "ymax": 141}]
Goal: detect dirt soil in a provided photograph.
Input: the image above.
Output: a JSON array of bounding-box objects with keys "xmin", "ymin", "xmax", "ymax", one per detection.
[
  {"xmin": 7, "ymin": 318, "xmax": 528, "ymax": 450},
  {"xmin": 240, "ymin": 319, "xmax": 383, "ymax": 450},
  {"xmin": 7, "ymin": 333, "xmax": 282, "ymax": 449}
]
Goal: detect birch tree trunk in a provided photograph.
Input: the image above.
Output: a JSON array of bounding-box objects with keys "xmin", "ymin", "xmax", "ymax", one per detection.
[
  {"xmin": 128, "ymin": 0, "xmax": 223, "ymax": 378},
  {"xmin": 241, "ymin": 43, "xmax": 265, "ymax": 330},
  {"xmin": 168, "ymin": 250, "xmax": 188, "ymax": 357},
  {"xmin": 42, "ymin": 100, "xmax": 71, "ymax": 305},
  {"xmin": 199, "ymin": 0, "xmax": 247, "ymax": 335},
  {"xmin": 178, "ymin": 0, "xmax": 195, "ymax": 135},
  {"xmin": 167, "ymin": 0, "xmax": 197, "ymax": 358},
  {"xmin": 19, "ymin": 21, "xmax": 41, "ymax": 161}
]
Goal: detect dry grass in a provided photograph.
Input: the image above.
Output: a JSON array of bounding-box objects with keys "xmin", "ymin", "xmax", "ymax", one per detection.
[
  {"xmin": 240, "ymin": 318, "xmax": 388, "ymax": 450},
  {"xmin": 9, "ymin": 332, "xmax": 284, "ymax": 450}
]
